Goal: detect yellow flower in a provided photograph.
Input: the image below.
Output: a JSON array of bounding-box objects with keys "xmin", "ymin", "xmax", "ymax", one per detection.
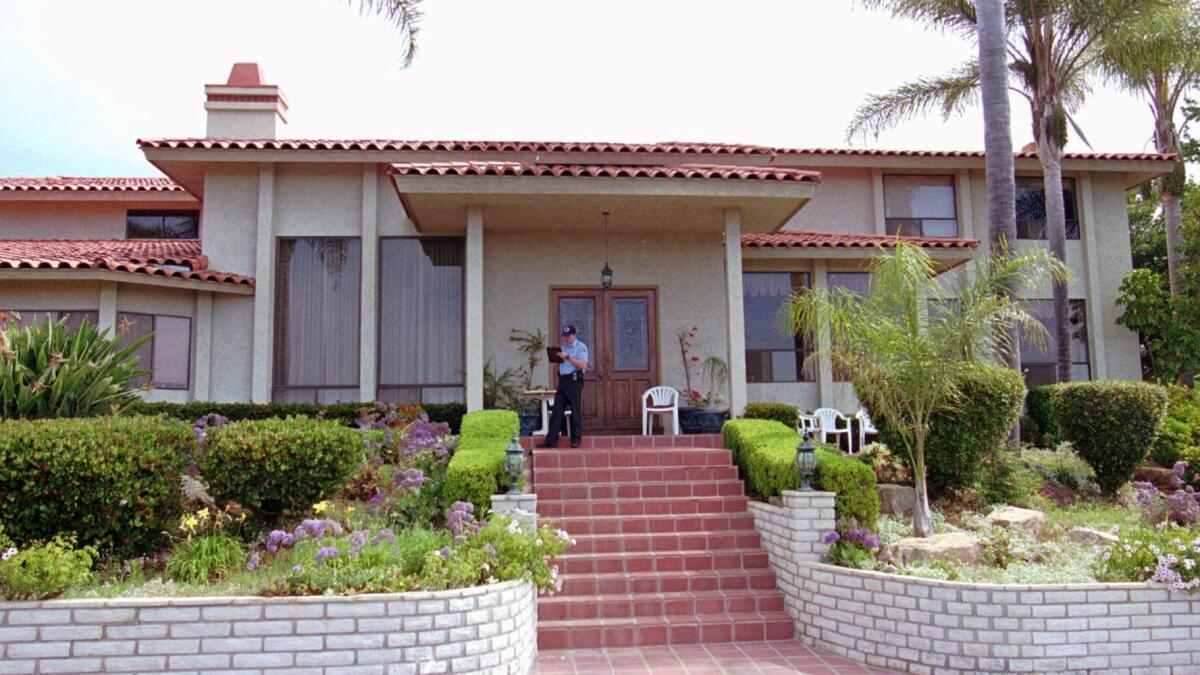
[
  {"xmin": 179, "ymin": 514, "xmax": 199, "ymax": 533},
  {"xmin": 345, "ymin": 506, "xmax": 355, "ymax": 514},
  {"xmin": 313, "ymin": 501, "xmax": 329, "ymax": 514},
  {"xmin": 197, "ymin": 507, "xmax": 210, "ymax": 521}
]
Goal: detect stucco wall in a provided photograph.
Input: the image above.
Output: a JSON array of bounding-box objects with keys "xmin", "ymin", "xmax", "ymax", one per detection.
[
  {"xmin": 783, "ymin": 168, "xmax": 876, "ymax": 234},
  {"xmin": 482, "ymin": 228, "xmax": 731, "ymax": 399},
  {"xmin": 0, "ymin": 199, "xmax": 197, "ymax": 240},
  {"xmin": 208, "ymin": 295, "xmax": 255, "ymax": 402},
  {"xmin": 201, "ymin": 165, "xmax": 261, "ymax": 276},
  {"xmin": 274, "ymin": 163, "xmax": 363, "ymax": 237},
  {"xmin": 0, "ymin": 280, "xmax": 101, "ymax": 312}
]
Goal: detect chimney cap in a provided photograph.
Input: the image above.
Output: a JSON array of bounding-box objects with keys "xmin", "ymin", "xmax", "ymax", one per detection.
[
  {"xmin": 1020, "ymin": 142, "xmax": 1038, "ymax": 153},
  {"xmin": 225, "ymin": 62, "xmax": 269, "ymax": 87}
]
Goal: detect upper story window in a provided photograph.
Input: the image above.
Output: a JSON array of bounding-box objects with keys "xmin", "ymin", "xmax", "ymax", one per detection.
[
  {"xmin": 126, "ymin": 210, "xmax": 200, "ymax": 239},
  {"xmin": 827, "ymin": 272, "xmax": 871, "ymax": 382},
  {"xmin": 883, "ymin": 175, "xmax": 958, "ymax": 237},
  {"xmin": 743, "ymin": 272, "xmax": 813, "ymax": 383},
  {"xmin": 1016, "ymin": 177, "xmax": 1080, "ymax": 240}
]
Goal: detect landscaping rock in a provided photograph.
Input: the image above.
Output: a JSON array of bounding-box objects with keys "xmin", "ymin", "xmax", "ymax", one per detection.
[
  {"xmin": 889, "ymin": 532, "xmax": 982, "ymax": 565},
  {"xmin": 1068, "ymin": 526, "xmax": 1119, "ymax": 547},
  {"xmin": 876, "ymin": 484, "xmax": 917, "ymax": 516},
  {"xmin": 1133, "ymin": 466, "xmax": 1180, "ymax": 491},
  {"xmin": 986, "ymin": 506, "xmax": 1046, "ymax": 535}
]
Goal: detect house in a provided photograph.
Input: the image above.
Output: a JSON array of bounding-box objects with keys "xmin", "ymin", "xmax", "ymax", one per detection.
[{"xmin": 0, "ymin": 64, "xmax": 1171, "ymax": 433}]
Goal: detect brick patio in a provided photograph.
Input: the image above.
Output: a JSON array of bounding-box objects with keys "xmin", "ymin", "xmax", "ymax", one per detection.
[{"xmin": 536, "ymin": 641, "xmax": 898, "ymax": 674}]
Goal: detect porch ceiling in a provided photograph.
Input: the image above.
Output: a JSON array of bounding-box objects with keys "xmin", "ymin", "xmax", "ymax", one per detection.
[{"xmin": 386, "ymin": 162, "xmax": 819, "ymax": 233}]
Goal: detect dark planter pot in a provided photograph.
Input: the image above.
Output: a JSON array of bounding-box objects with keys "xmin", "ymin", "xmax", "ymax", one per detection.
[
  {"xmin": 518, "ymin": 413, "xmax": 542, "ymax": 437},
  {"xmin": 679, "ymin": 407, "xmax": 728, "ymax": 435}
]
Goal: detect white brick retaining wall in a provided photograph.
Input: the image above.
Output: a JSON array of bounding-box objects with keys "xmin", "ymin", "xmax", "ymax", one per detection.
[
  {"xmin": 0, "ymin": 580, "xmax": 536, "ymax": 674},
  {"xmin": 751, "ymin": 490, "xmax": 1200, "ymax": 675}
]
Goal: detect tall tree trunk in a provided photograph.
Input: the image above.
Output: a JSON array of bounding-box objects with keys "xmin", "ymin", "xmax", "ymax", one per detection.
[
  {"xmin": 911, "ymin": 437, "xmax": 933, "ymax": 538},
  {"xmin": 1154, "ymin": 89, "xmax": 1192, "ymax": 386},
  {"xmin": 1039, "ymin": 140, "xmax": 1072, "ymax": 382}
]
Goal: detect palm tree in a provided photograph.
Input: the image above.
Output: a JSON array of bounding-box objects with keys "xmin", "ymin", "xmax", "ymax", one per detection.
[
  {"xmin": 1102, "ymin": 3, "xmax": 1200, "ymax": 384},
  {"xmin": 849, "ymin": 0, "xmax": 1167, "ymax": 383},
  {"xmin": 352, "ymin": 0, "xmax": 424, "ymax": 67},
  {"xmin": 787, "ymin": 243, "xmax": 1065, "ymax": 537}
]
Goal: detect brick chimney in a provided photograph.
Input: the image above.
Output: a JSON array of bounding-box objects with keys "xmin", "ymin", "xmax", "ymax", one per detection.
[{"xmin": 204, "ymin": 63, "xmax": 288, "ymax": 139}]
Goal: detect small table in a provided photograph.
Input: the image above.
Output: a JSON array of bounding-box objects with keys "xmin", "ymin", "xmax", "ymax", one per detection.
[{"xmin": 524, "ymin": 389, "xmax": 559, "ymax": 437}]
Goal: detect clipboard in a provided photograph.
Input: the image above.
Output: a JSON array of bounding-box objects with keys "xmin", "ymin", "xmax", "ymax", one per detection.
[{"xmin": 547, "ymin": 346, "xmax": 565, "ymax": 364}]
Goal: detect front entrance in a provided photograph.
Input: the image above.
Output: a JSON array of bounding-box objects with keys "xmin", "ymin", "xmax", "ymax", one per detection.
[{"xmin": 551, "ymin": 288, "xmax": 659, "ymax": 434}]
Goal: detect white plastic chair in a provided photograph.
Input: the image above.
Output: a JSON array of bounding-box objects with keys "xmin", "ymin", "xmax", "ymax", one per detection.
[
  {"xmin": 812, "ymin": 407, "xmax": 853, "ymax": 453},
  {"xmin": 642, "ymin": 386, "xmax": 680, "ymax": 435},
  {"xmin": 855, "ymin": 409, "xmax": 878, "ymax": 455},
  {"xmin": 798, "ymin": 413, "xmax": 819, "ymax": 437}
]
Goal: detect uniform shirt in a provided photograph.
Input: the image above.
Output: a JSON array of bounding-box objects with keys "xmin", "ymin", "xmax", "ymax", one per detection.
[{"xmin": 558, "ymin": 339, "xmax": 589, "ymax": 375}]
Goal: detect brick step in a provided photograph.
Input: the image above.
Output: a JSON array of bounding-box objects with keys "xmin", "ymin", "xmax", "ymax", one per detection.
[
  {"xmin": 565, "ymin": 530, "xmax": 762, "ymax": 555},
  {"xmin": 556, "ymin": 548, "xmax": 769, "ymax": 575},
  {"xmin": 538, "ymin": 589, "xmax": 785, "ymax": 621},
  {"xmin": 537, "ymin": 479, "xmax": 744, "ymax": 501},
  {"xmin": 558, "ymin": 568, "xmax": 777, "ymax": 596},
  {"xmin": 521, "ymin": 434, "xmax": 722, "ymax": 450},
  {"xmin": 537, "ymin": 611, "xmax": 794, "ymax": 649},
  {"xmin": 534, "ymin": 465, "xmax": 738, "ymax": 486},
  {"xmin": 532, "ymin": 448, "xmax": 733, "ymax": 470},
  {"xmin": 539, "ymin": 495, "xmax": 750, "ymax": 518},
  {"xmin": 548, "ymin": 512, "xmax": 757, "ymax": 536}
]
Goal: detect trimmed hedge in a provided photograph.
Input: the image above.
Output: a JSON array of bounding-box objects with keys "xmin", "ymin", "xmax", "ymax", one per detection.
[
  {"xmin": 743, "ymin": 403, "xmax": 800, "ymax": 430},
  {"xmin": 1149, "ymin": 385, "xmax": 1200, "ymax": 467},
  {"xmin": 200, "ymin": 416, "xmax": 365, "ymax": 524},
  {"xmin": 0, "ymin": 415, "xmax": 192, "ymax": 558},
  {"xmin": 872, "ymin": 365, "xmax": 1025, "ymax": 499},
  {"xmin": 445, "ymin": 410, "xmax": 520, "ymax": 514},
  {"xmin": 1024, "ymin": 385, "xmax": 1059, "ymax": 447},
  {"xmin": 1052, "ymin": 381, "xmax": 1168, "ymax": 494},
  {"xmin": 722, "ymin": 419, "xmax": 879, "ymax": 527},
  {"xmin": 127, "ymin": 401, "xmax": 468, "ymax": 434}
]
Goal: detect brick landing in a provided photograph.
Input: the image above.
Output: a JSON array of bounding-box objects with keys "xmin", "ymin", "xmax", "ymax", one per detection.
[
  {"xmin": 530, "ymin": 435, "xmax": 792, "ymax": 650},
  {"xmin": 535, "ymin": 641, "xmax": 899, "ymax": 674}
]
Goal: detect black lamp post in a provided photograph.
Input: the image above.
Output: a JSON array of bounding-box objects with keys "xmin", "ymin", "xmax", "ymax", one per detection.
[
  {"xmin": 795, "ymin": 431, "xmax": 817, "ymax": 491},
  {"xmin": 505, "ymin": 435, "xmax": 524, "ymax": 495},
  {"xmin": 600, "ymin": 211, "xmax": 613, "ymax": 289}
]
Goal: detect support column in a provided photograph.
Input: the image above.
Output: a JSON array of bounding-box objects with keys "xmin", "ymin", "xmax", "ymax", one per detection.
[
  {"xmin": 251, "ymin": 164, "xmax": 276, "ymax": 403},
  {"xmin": 465, "ymin": 205, "xmax": 485, "ymax": 411},
  {"xmin": 193, "ymin": 292, "xmax": 213, "ymax": 401},
  {"xmin": 813, "ymin": 260, "xmax": 833, "ymax": 408},
  {"xmin": 98, "ymin": 282, "xmax": 117, "ymax": 335},
  {"xmin": 723, "ymin": 208, "xmax": 748, "ymax": 417},
  {"xmin": 871, "ymin": 169, "xmax": 886, "ymax": 236},
  {"xmin": 955, "ymin": 169, "xmax": 974, "ymax": 240},
  {"xmin": 359, "ymin": 164, "xmax": 379, "ymax": 402},
  {"xmin": 1078, "ymin": 174, "xmax": 1107, "ymax": 379}
]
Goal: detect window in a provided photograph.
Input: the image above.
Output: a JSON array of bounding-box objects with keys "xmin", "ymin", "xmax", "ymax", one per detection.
[
  {"xmin": 378, "ymin": 238, "xmax": 465, "ymax": 404},
  {"xmin": 828, "ymin": 272, "xmax": 871, "ymax": 382},
  {"xmin": 116, "ymin": 312, "xmax": 192, "ymax": 389},
  {"xmin": 1020, "ymin": 299, "xmax": 1090, "ymax": 385},
  {"xmin": 1016, "ymin": 177, "xmax": 1080, "ymax": 240},
  {"xmin": 273, "ymin": 238, "xmax": 361, "ymax": 403},
  {"xmin": 743, "ymin": 272, "xmax": 813, "ymax": 383},
  {"xmin": 126, "ymin": 210, "xmax": 200, "ymax": 239},
  {"xmin": 884, "ymin": 175, "xmax": 958, "ymax": 237},
  {"xmin": 0, "ymin": 310, "xmax": 98, "ymax": 332}
]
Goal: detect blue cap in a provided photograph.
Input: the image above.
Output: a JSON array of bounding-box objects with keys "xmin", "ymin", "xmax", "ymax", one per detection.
[{"xmin": 561, "ymin": 325, "xmax": 577, "ymax": 336}]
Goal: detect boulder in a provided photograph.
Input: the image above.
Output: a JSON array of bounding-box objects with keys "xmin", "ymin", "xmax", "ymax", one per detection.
[
  {"xmin": 986, "ymin": 506, "xmax": 1046, "ymax": 535},
  {"xmin": 1133, "ymin": 466, "xmax": 1180, "ymax": 491},
  {"xmin": 1067, "ymin": 527, "xmax": 1119, "ymax": 547},
  {"xmin": 890, "ymin": 532, "xmax": 982, "ymax": 566},
  {"xmin": 876, "ymin": 484, "xmax": 917, "ymax": 516}
]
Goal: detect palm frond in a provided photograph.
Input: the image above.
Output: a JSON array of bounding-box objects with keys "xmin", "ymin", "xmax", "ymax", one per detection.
[
  {"xmin": 846, "ymin": 61, "xmax": 981, "ymax": 141},
  {"xmin": 352, "ymin": 0, "xmax": 424, "ymax": 68},
  {"xmin": 856, "ymin": 0, "xmax": 979, "ymax": 34}
]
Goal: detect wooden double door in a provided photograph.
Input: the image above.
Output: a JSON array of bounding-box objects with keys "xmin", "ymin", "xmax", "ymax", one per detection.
[{"xmin": 550, "ymin": 288, "xmax": 659, "ymax": 434}]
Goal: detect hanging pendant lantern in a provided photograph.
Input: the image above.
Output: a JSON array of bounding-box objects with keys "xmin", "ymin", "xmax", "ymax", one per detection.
[{"xmin": 600, "ymin": 211, "xmax": 613, "ymax": 290}]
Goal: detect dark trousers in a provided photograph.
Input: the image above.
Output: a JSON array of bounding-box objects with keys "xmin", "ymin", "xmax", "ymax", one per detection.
[{"xmin": 545, "ymin": 374, "xmax": 584, "ymax": 444}]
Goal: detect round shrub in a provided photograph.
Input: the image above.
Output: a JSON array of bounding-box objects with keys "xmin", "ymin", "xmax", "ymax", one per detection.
[
  {"xmin": 199, "ymin": 416, "xmax": 364, "ymax": 524},
  {"xmin": 1051, "ymin": 381, "xmax": 1168, "ymax": 495},
  {"xmin": 874, "ymin": 364, "xmax": 1025, "ymax": 499},
  {"xmin": 0, "ymin": 415, "xmax": 193, "ymax": 558},
  {"xmin": 743, "ymin": 403, "xmax": 800, "ymax": 430},
  {"xmin": 1149, "ymin": 385, "xmax": 1200, "ymax": 467}
]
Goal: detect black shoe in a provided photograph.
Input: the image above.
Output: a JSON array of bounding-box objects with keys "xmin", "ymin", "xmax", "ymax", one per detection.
[{"xmin": 570, "ymin": 440, "xmax": 580, "ymax": 448}]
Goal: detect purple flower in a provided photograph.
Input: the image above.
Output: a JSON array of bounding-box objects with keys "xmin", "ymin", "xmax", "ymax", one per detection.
[
  {"xmin": 823, "ymin": 531, "xmax": 841, "ymax": 545},
  {"xmin": 436, "ymin": 547, "xmax": 450, "ymax": 559},
  {"xmin": 395, "ymin": 468, "xmax": 427, "ymax": 491},
  {"xmin": 245, "ymin": 552, "xmax": 261, "ymax": 572},
  {"xmin": 446, "ymin": 502, "xmax": 480, "ymax": 541},
  {"xmin": 370, "ymin": 529, "xmax": 396, "ymax": 546},
  {"xmin": 483, "ymin": 543, "xmax": 497, "ymax": 556},
  {"xmin": 291, "ymin": 564, "xmax": 303, "ymax": 574},
  {"xmin": 294, "ymin": 519, "xmax": 343, "ymax": 541},
  {"xmin": 316, "ymin": 546, "xmax": 341, "ymax": 566},
  {"xmin": 266, "ymin": 530, "xmax": 295, "ymax": 554},
  {"xmin": 348, "ymin": 530, "xmax": 369, "ymax": 555}
]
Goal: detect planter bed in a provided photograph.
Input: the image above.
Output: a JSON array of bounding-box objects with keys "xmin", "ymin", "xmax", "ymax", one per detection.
[{"xmin": 0, "ymin": 580, "xmax": 536, "ymax": 675}]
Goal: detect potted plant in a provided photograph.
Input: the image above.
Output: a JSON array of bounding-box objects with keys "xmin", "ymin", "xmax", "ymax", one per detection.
[
  {"xmin": 509, "ymin": 329, "xmax": 547, "ymax": 436},
  {"xmin": 676, "ymin": 327, "xmax": 730, "ymax": 434}
]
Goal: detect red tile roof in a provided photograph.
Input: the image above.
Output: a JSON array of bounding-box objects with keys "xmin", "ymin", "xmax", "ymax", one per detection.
[
  {"xmin": 137, "ymin": 138, "xmax": 1177, "ymax": 162},
  {"xmin": 742, "ymin": 231, "xmax": 979, "ymax": 250},
  {"xmin": 388, "ymin": 161, "xmax": 821, "ymax": 183},
  {"xmin": 0, "ymin": 239, "xmax": 253, "ymax": 287},
  {"xmin": 0, "ymin": 177, "xmax": 185, "ymax": 192}
]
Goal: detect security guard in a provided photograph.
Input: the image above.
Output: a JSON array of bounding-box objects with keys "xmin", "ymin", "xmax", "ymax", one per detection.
[{"xmin": 541, "ymin": 325, "xmax": 589, "ymax": 448}]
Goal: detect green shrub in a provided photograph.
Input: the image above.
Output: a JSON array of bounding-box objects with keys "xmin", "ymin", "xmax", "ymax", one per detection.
[
  {"xmin": 445, "ymin": 410, "xmax": 519, "ymax": 513},
  {"xmin": 0, "ymin": 415, "xmax": 192, "ymax": 557},
  {"xmin": 1052, "ymin": 381, "xmax": 1168, "ymax": 495},
  {"xmin": 873, "ymin": 365, "xmax": 1025, "ymax": 499},
  {"xmin": 0, "ymin": 315, "xmax": 147, "ymax": 419},
  {"xmin": 743, "ymin": 403, "xmax": 800, "ymax": 430},
  {"xmin": 1149, "ymin": 385, "xmax": 1200, "ymax": 467},
  {"xmin": 395, "ymin": 527, "xmax": 451, "ymax": 576},
  {"xmin": 127, "ymin": 401, "xmax": 468, "ymax": 434},
  {"xmin": 1024, "ymin": 385, "xmax": 1059, "ymax": 447},
  {"xmin": 1020, "ymin": 446, "xmax": 1094, "ymax": 491},
  {"xmin": 1094, "ymin": 524, "xmax": 1197, "ymax": 585},
  {"xmin": 978, "ymin": 448, "xmax": 1044, "ymax": 507},
  {"xmin": 722, "ymin": 419, "xmax": 879, "ymax": 527},
  {"xmin": 165, "ymin": 532, "xmax": 246, "ymax": 584},
  {"xmin": 200, "ymin": 416, "xmax": 364, "ymax": 524},
  {"xmin": 0, "ymin": 535, "xmax": 96, "ymax": 600}
]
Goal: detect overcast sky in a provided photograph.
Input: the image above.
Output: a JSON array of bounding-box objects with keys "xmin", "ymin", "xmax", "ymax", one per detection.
[{"xmin": 0, "ymin": 1, "xmax": 1169, "ymax": 177}]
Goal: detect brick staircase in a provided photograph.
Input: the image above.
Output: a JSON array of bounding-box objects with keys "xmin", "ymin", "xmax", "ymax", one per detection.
[{"xmin": 525, "ymin": 434, "xmax": 792, "ymax": 650}]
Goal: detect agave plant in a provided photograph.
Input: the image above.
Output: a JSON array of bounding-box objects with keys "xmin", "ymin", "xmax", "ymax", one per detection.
[{"xmin": 0, "ymin": 313, "xmax": 148, "ymax": 419}]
